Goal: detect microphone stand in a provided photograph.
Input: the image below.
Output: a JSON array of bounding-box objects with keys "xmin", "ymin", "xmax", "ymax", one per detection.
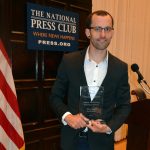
[{"xmin": 138, "ymin": 78, "xmax": 150, "ymax": 95}]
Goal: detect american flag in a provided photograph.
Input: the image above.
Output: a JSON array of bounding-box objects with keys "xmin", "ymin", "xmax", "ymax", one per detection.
[{"xmin": 0, "ymin": 39, "xmax": 25, "ymax": 150}]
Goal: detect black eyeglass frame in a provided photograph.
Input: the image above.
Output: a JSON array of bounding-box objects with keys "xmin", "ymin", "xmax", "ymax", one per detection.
[{"xmin": 88, "ymin": 26, "xmax": 114, "ymax": 32}]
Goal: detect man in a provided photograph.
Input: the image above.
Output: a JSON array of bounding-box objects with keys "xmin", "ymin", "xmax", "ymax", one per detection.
[{"xmin": 50, "ymin": 10, "xmax": 131, "ymax": 150}]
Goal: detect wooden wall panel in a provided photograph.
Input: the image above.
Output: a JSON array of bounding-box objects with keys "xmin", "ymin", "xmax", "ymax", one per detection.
[
  {"xmin": 17, "ymin": 88, "xmax": 40, "ymax": 123},
  {"xmin": 11, "ymin": 0, "xmax": 26, "ymax": 32},
  {"xmin": 11, "ymin": 41, "xmax": 37, "ymax": 79},
  {"xmin": 44, "ymin": 51, "xmax": 63, "ymax": 79},
  {"xmin": 0, "ymin": 0, "xmax": 92, "ymax": 149}
]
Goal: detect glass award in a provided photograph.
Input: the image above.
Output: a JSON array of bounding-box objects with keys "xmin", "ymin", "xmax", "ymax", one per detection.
[{"xmin": 79, "ymin": 86, "xmax": 105, "ymax": 123}]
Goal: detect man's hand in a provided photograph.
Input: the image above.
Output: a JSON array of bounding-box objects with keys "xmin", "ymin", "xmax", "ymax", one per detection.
[
  {"xmin": 64, "ymin": 113, "xmax": 89, "ymax": 129},
  {"xmin": 87, "ymin": 120, "xmax": 111, "ymax": 133}
]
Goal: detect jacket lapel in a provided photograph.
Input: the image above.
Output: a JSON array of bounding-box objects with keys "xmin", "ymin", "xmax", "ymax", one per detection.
[
  {"xmin": 78, "ymin": 49, "xmax": 88, "ymax": 87},
  {"xmin": 101, "ymin": 53, "xmax": 115, "ymax": 87}
]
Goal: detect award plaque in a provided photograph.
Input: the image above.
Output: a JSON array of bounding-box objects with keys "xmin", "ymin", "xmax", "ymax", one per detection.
[{"xmin": 79, "ymin": 86, "xmax": 105, "ymax": 122}]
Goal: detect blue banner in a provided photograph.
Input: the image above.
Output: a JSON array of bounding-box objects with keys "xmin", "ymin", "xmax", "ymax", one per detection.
[{"xmin": 27, "ymin": 3, "xmax": 79, "ymax": 51}]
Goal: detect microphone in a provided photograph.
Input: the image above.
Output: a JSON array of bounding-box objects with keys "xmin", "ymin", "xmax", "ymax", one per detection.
[
  {"xmin": 131, "ymin": 63, "xmax": 144, "ymax": 82},
  {"xmin": 131, "ymin": 63, "xmax": 150, "ymax": 95}
]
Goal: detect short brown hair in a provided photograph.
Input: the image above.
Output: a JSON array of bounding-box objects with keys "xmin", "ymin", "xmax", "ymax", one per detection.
[{"xmin": 85, "ymin": 10, "xmax": 114, "ymax": 28}]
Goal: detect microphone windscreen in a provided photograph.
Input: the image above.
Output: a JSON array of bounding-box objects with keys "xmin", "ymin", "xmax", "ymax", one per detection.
[{"xmin": 131, "ymin": 63, "xmax": 139, "ymax": 72}]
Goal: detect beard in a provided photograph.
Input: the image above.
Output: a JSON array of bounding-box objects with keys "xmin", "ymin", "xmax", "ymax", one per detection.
[{"xmin": 91, "ymin": 38, "xmax": 111, "ymax": 50}]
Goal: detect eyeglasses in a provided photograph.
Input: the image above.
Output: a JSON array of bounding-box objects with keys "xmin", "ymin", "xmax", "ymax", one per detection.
[{"xmin": 89, "ymin": 26, "xmax": 114, "ymax": 33}]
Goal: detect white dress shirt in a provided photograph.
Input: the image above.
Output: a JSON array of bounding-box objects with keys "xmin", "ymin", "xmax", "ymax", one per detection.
[{"xmin": 84, "ymin": 47, "xmax": 108, "ymax": 100}]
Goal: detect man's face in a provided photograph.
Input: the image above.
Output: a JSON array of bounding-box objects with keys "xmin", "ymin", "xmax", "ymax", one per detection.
[{"xmin": 86, "ymin": 14, "xmax": 114, "ymax": 51}]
